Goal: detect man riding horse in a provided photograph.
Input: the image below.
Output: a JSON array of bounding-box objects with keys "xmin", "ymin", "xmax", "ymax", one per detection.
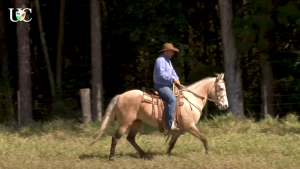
[
  {"xmin": 89, "ymin": 43, "xmax": 229, "ymax": 160},
  {"xmin": 153, "ymin": 43, "xmax": 181, "ymax": 131}
]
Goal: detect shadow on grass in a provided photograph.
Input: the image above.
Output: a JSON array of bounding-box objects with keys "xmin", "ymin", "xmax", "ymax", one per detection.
[{"xmin": 79, "ymin": 150, "xmax": 170, "ymax": 161}]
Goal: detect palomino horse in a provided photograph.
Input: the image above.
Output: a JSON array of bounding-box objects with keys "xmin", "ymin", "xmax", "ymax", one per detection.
[{"xmin": 89, "ymin": 73, "xmax": 228, "ymax": 160}]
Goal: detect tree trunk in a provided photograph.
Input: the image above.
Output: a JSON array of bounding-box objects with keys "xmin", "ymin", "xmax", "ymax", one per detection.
[
  {"xmin": 31, "ymin": 47, "xmax": 51, "ymax": 114},
  {"xmin": 259, "ymin": 52, "xmax": 274, "ymax": 118},
  {"xmin": 218, "ymin": 0, "xmax": 244, "ymax": 119},
  {"xmin": 0, "ymin": 0, "xmax": 9, "ymax": 75},
  {"xmin": 16, "ymin": 0, "xmax": 32, "ymax": 127},
  {"xmin": 257, "ymin": 27, "xmax": 275, "ymax": 119},
  {"xmin": 91, "ymin": 0, "xmax": 103, "ymax": 120},
  {"xmin": 56, "ymin": 0, "xmax": 66, "ymax": 91},
  {"xmin": 214, "ymin": 4, "xmax": 222, "ymax": 66},
  {"xmin": 34, "ymin": 0, "xmax": 56, "ymax": 98}
]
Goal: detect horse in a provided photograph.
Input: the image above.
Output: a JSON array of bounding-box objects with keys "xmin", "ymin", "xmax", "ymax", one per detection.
[{"xmin": 89, "ymin": 73, "xmax": 228, "ymax": 160}]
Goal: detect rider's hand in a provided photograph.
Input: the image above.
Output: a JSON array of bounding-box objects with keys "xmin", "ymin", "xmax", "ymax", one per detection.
[{"xmin": 173, "ymin": 79, "xmax": 180, "ymax": 85}]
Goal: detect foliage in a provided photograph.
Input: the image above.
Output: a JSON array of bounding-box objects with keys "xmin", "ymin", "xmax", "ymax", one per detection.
[
  {"xmin": 0, "ymin": 74, "xmax": 16, "ymax": 123},
  {"xmin": 1, "ymin": 0, "xmax": 300, "ymax": 121},
  {"xmin": 187, "ymin": 65, "xmax": 224, "ymax": 84},
  {"xmin": 103, "ymin": 0, "xmax": 190, "ymax": 88},
  {"xmin": 232, "ymin": 0, "xmax": 300, "ymax": 116}
]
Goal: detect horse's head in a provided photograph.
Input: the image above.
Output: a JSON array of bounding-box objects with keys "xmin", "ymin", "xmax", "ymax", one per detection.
[{"xmin": 208, "ymin": 73, "xmax": 228, "ymax": 110}]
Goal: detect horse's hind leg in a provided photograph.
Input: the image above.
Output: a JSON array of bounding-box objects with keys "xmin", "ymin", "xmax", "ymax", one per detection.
[
  {"xmin": 167, "ymin": 132, "xmax": 181, "ymax": 155},
  {"xmin": 126, "ymin": 120, "xmax": 145, "ymax": 158},
  {"xmin": 187, "ymin": 124, "xmax": 209, "ymax": 154},
  {"xmin": 109, "ymin": 125, "xmax": 128, "ymax": 160}
]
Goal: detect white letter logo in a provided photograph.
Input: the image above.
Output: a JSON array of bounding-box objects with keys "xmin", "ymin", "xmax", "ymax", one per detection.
[{"xmin": 9, "ymin": 8, "xmax": 32, "ymax": 22}]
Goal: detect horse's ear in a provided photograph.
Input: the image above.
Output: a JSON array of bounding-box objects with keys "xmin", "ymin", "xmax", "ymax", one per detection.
[
  {"xmin": 220, "ymin": 73, "xmax": 225, "ymax": 80},
  {"xmin": 216, "ymin": 73, "xmax": 224, "ymax": 82},
  {"xmin": 215, "ymin": 73, "xmax": 220, "ymax": 81}
]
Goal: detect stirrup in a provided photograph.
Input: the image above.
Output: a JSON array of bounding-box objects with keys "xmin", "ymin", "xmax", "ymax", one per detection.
[{"xmin": 171, "ymin": 121, "xmax": 180, "ymax": 130}]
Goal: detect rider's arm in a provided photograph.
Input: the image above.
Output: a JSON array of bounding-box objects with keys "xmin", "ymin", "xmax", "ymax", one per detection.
[
  {"xmin": 170, "ymin": 62, "xmax": 179, "ymax": 80},
  {"xmin": 172, "ymin": 69, "xmax": 179, "ymax": 80},
  {"xmin": 155, "ymin": 58, "xmax": 175, "ymax": 83}
]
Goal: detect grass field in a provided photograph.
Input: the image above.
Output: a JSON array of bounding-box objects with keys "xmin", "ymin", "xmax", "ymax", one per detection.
[{"xmin": 0, "ymin": 114, "xmax": 299, "ymax": 169}]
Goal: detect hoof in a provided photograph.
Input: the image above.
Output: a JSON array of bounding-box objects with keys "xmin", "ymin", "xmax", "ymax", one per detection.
[
  {"xmin": 139, "ymin": 153, "xmax": 153, "ymax": 160},
  {"xmin": 108, "ymin": 157, "xmax": 115, "ymax": 161},
  {"xmin": 139, "ymin": 153, "xmax": 146, "ymax": 159}
]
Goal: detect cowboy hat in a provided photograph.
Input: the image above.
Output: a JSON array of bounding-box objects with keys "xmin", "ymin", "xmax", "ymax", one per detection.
[{"xmin": 158, "ymin": 43, "xmax": 179, "ymax": 52}]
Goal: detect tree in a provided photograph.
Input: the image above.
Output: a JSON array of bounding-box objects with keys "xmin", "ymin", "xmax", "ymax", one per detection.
[
  {"xmin": 233, "ymin": 0, "xmax": 300, "ymax": 119},
  {"xmin": 218, "ymin": 0, "xmax": 245, "ymax": 119},
  {"xmin": 0, "ymin": 0, "xmax": 9, "ymax": 75},
  {"xmin": 90, "ymin": 0, "xmax": 103, "ymax": 121},
  {"xmin": 0, "ymin": 0, "xmax": 15, "ymax": 122},
  {"xmin": 56, "ymin": 0, "xmax": 66, "ymax": 91},
  {"xmin": 34, "ymin": 0, "xmax": 56, "ymax": 99},
  {"xmin": 248, "ymin": 0, "xmax": 276, "ymax": 119},
  {"xmin": 16, "ymin": 0, "xmax": 32, "ymax": 126}
]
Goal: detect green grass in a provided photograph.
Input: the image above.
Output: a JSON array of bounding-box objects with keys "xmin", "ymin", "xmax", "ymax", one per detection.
[{"xmin": 0, "ymin": 114, "xmax": 299, "ymax": 169}]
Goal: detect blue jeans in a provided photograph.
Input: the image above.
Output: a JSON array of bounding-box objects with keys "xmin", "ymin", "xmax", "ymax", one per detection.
[{"xmin": 154, "ymin": 84, "xmax": 176, "ymax": 129}]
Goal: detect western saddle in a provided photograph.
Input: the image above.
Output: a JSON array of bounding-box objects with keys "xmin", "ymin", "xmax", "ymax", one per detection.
[{"xmin": 141, "ymin": 85, "xmax": 185, "ymax": 132}]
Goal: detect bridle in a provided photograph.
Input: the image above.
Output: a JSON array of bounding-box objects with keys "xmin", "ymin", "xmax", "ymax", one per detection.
[
  {"xmin": 209, "ymin": 79, "xmax": 227, "ymax": 107},
  {"xmin": 176, "ymin": 79, "xmax": 227, "ymax": 107}
]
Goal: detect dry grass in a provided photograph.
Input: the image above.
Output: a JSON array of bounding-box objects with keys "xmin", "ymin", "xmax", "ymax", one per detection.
[{"xmin": 0, "ymin": 114, "xmax": 299, "ymax": 169}]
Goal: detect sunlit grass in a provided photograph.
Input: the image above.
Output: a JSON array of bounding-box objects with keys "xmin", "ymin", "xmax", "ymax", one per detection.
[{"xmin": 0, "ymin": 113, "xmax": 299, "ymax": 169}]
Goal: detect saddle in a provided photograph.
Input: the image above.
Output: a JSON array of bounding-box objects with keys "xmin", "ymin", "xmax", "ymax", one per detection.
[{"xmin": 142, "ymin": 86, "xmax": 184, "ymax": 132}]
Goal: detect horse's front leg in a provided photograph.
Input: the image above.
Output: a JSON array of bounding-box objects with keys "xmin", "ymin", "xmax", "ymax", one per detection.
[{"xmin": 186, "ymin": 124, "xmax": 209, "ymax": 154}]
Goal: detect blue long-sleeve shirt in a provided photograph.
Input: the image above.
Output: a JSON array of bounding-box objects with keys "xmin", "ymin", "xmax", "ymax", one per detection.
[{"xmin": 153, "ymin": 54, "xmax": 179, "ymax": 86}]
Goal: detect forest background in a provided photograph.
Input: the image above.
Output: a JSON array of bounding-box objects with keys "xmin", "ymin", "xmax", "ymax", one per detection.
[{"xmin": 1, "ymin": 0, "xmax": 300, "ymax": 126}]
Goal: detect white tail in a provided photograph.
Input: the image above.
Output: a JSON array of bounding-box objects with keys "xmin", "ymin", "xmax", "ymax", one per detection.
[{"xmin": 88, "ymin": 94, "xmax": 120, "ymax": 146}]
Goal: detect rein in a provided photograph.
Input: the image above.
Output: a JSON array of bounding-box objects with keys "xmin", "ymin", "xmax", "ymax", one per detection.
[
  {"xmin": 175, "ymin": 84, "xmax": 216, "ymax": 103},
  {"xmin": 175, "ymin": 79, "xmax": 227, "ymax": 107}
]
